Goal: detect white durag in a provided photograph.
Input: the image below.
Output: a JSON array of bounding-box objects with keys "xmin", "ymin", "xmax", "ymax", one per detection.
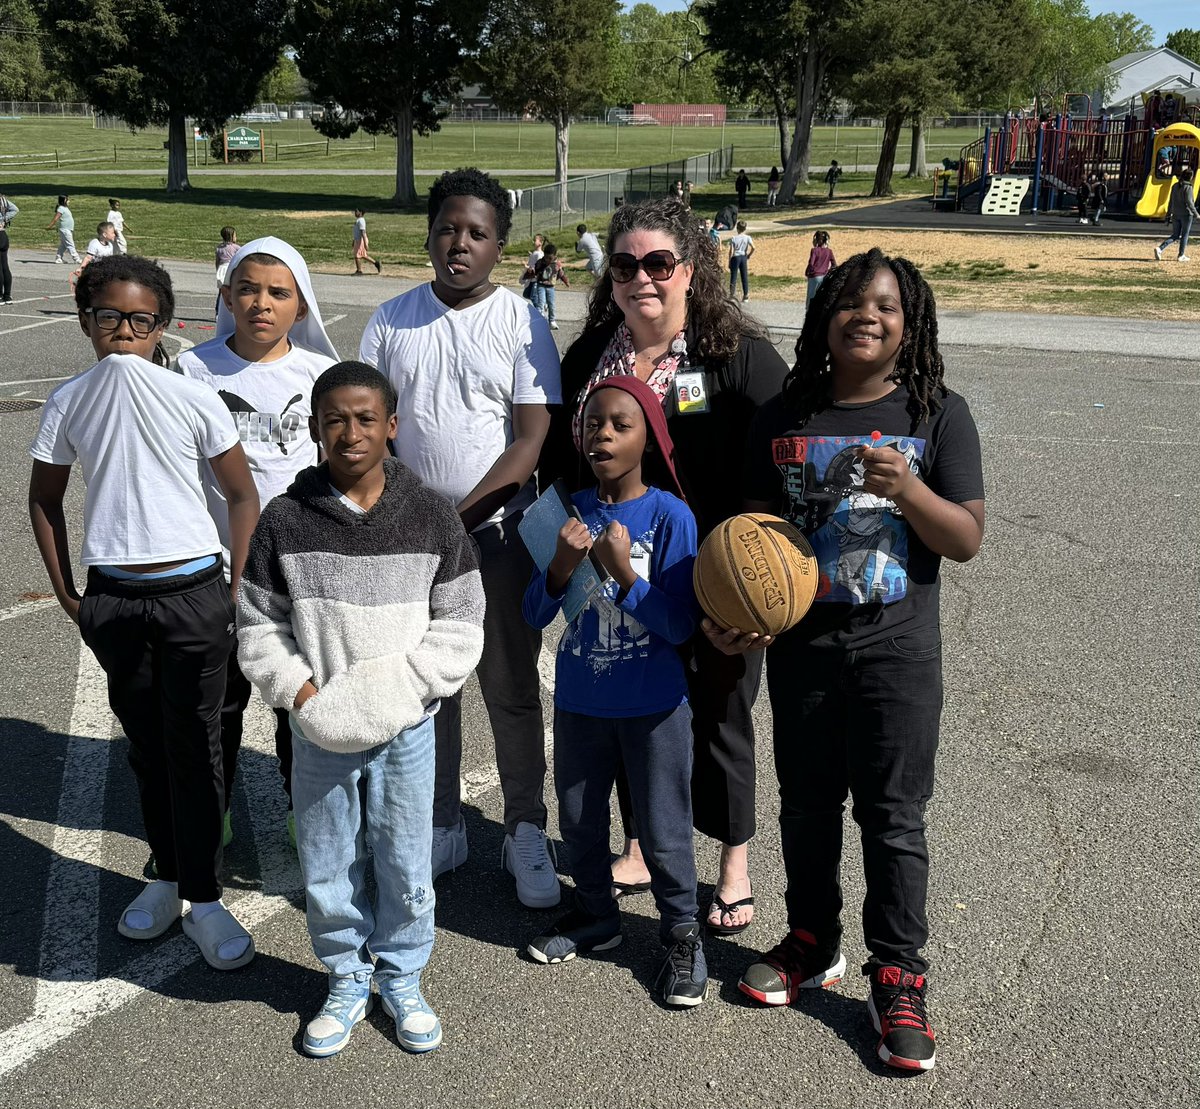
[{"xmin": 215, "ymin": 236, "xmax": 339, "ymax": 361}]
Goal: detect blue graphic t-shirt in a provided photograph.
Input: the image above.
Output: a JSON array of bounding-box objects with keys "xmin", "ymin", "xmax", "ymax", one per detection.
[
  {"xmin": 522, "ymin": 486, "xmax": 698, "ymax": 717},
  {"xmin": 744, "ymin": 385, "xmax": 984, "ymax": 649}
]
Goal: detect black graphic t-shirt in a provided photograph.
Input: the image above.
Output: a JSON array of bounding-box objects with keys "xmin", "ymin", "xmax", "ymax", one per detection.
[{"xmin": 743, "ymin": 385, "xmax": 984, "ymax": 649}]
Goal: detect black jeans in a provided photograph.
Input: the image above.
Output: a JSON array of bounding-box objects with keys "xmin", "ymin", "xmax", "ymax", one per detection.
[
  {"xmin": 766, "ymin": 625, "xmax": 943, "ymax": 975},
  {"xmin": 221, "ymin": 651, "xmax": 293, "ymax": 808},
  {"xmin": 556, "ymin": 704, "xmax": 698, "ymax": 939},
  {"xmin": 0, "ymin": 229, "xmax": 11, "ymax": 299},
  {"xmin": 729, "ymin": 254, "xmax": 749, "ymax": 297},
  {"xmin": 79, "ymin": 559, "xmax": 234, "ymax": 902}
]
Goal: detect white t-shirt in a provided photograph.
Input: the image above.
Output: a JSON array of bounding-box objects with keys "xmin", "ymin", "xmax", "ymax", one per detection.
[
  {"xmin": 106, "ymin": 210, "xmax": 124, "ymax": 233},
  {"xmin": 730, "ymin": 233, "xmax": 754, "ymax": 257},
  {"xmin": 359, "ymin": 283, "xmax": 562, "ymax": 530},
  {"xmin": 526, "ymin": 247, "xmax": 544, "ymax": 272},
  {"xmin": 177, "ymin": 337, "xmax": 335, "ymax": 565},
  {"xmin": 29, "ymin": 353, "xmax": 238, "ymax": 565},
  {"xmin": 354, "ymin": 216, "xmax": 367, "ymax": 242},
  {"xmin": 577, "ymin": 231, "xmax": 603, "ymax": 267},
  {"xmin": 86, "ymin": 238, "xmax": 114, "ymax": 259}
]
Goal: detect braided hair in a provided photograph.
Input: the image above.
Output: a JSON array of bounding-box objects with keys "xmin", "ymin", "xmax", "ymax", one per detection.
[{"xmin": 784, "ymin": 247, "xmax": 945, "ymax": 432}]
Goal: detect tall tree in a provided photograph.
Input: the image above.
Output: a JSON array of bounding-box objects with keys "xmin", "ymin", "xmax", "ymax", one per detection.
[
  {"xmin": 614, "ymin": 4, "xmax": 721, "ymax": 107},
  {"xmin": 33, "ymin": 0, "xmax": 287, "ymax": 191},
  {"xmin": 1092, "ymin": 11, "xmax": 1154, "ymax": 58},
  {"xmin": 1025, "ymin": 0, "xmax": 1123, "ymax": 112},
  {"xmin": 257, "ymin": 53, "xmax": 306, "ymax": 108},
  {"xmin": 292, "ymin": 0, "xmax": 487, "ymax": 206},
  {"xmin": 701, "ymin": 0, "xmax": 861, "ymax": 199},
  {"xmin": 475, "ymin": 0, "xmax": 620, "ymax": 211},
  {"xmin": 1164, "ymin": 29, "xmax": 1200, "ymax": 65}
]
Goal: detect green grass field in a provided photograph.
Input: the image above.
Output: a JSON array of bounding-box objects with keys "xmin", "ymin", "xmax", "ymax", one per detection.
[{"xmin": 0, "ymin": 117, "xmax": 989, "ymax": 173}]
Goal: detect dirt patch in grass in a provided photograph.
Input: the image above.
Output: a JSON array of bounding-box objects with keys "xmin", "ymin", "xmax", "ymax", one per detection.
[{"xmin": 745, "ymin": 227, "xmax": 1200, "ymax": 319}]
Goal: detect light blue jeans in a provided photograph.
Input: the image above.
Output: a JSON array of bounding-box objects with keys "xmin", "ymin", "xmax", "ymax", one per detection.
[
  {"xmin": 1159, "ymin": 214, "xmax": 1193, "ymax": 258},
  {"xmin": 531, "ymin": 282, "xmax": 556, "ymax": 322},
  {"xmin": 291, "ymin": 714, "xmax": 436, "ymax": 982}
]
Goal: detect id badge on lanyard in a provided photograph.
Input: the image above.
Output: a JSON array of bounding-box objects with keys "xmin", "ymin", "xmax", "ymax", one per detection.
[{"xmin": 674, "ymin": 370, "xmax": 709, "ymax": 414}]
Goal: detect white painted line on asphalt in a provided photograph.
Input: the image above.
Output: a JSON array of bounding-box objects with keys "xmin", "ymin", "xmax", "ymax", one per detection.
[
  {"xmin": 0, "ymin": 294, "xmax": 75, "ymax": 306},
  {"xmin": 324, "ymin": 313, "xmax": 347, "ymax": 326},
  {"xmin": 29, "ymin": 641, "xmax": 112, "ymax": 1014},
  {"xmin": 0, "ymin": 375, "xmax": 72, "ymax": 386},
  {"xmin": 0, "ymin": 597, "xmax": 60, "ymax": 622},
  {"xmin": 0, "ymin": 316, "xmax": 75, "ymax": 337}
]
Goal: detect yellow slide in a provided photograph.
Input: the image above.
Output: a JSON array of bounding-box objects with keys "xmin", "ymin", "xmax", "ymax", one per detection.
[{"xmin": 1136, "ymin": 175, "xmax": 1175, "ymax": 218}]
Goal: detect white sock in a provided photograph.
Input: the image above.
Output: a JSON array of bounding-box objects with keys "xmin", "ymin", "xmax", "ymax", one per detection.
[
  {"xmin": 124, "ymin": 880, "xmax": 179, "ymax": 931},
  {"xmin": 190, "ymin": 899, "xmax": 250, "ymax": 962}
]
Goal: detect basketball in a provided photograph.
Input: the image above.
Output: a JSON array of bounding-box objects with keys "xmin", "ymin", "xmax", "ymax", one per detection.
[{"xmin": 693, "ymin": 514, "xmax": 818, "ymax": 637}]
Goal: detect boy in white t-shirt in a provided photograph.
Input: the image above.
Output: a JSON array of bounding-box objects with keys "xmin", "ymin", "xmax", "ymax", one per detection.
[
  {"xmin": 106, "ymin": 198, "xmax": 129, "ymax": 254},
  {"xmin": 28, "ymin": 255, "xmax": 260, "ymax": 970},
  {"xmin": 80, "ymin": 222, "xmax": 116, "ymax": 274},
  {"xmin": 359, "ymin": 167, "xmax": 563, "ymax": 910},
  {"xmin": 178, "ymin": 236, "xmax": 339, "ymax": 849}
]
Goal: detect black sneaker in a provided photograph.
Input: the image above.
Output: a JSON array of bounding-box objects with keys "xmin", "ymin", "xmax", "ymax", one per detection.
[
  {"xmin": 738, "ymin": 927, "xmax": 847, "ymax": 1006},
  {"xmin": 527, "ymin": 907, "xmax": 621, "ymax": 964},
  {"xmin": 867, "ymin": 965, "xmax": 937, "ymax": 1072},
  {"xmin": 657, "ymin": 921, "xmax": 707, "ymax": 1007}
]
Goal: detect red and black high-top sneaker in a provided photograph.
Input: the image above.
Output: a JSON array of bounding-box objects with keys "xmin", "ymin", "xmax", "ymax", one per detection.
[
  {"xmin": 738, "ymin": 928, "xmax": 846, "ymax": 1006},
  {"xmin": 867, "ymin": 965, "xmax": 937, "ymax": 1072}
]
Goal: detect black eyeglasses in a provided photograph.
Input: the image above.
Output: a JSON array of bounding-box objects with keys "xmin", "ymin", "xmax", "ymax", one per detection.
[
  {"xmin": 85, "ymin": 307, "xmax": 164, "ymax": 337},
  {"xmin": 608, "ymin": 250, "xmax": 684, "ymax": 283}
]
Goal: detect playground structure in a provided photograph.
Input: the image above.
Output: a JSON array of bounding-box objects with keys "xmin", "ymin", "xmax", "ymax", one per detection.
[{"xmin": 936, "ymin": 97, "xmax": 1200, "ymax": 219}]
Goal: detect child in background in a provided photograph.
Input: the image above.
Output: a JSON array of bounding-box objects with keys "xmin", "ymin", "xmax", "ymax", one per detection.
[
  {"xmin": 81, "ymin": 222, "xmax": 117, "ymax": 270},
  {"xmin": 178, "ymin": 236, "xmax": 340, "ymax": 850},
  {"xmin": 522, "ymin": 233, "xmax": 545, "ymax": 298},
  {"xmin": 352, "ymin": 208, "xmax": 382, "ymax": 275},
  {"xmin": 0, "ymin": 193, "xmax": 17, "ymax": 303},
  {"xmin": 534, "ymin": 242, "xmax": 570, "ymax": 330},
  {"xmin": 727, "ymin": 220, "xmax": 755, "ymax": 301},
  {"xmin": 726, "ymin": 248, "xmax": 985, "ymax": 1073},
  {"xmin": 106, "ymin": 198, "xmax": 129, "ymax": 254},
  {"xmin": 825, "ymin": 160, "xmax": 843, "ymax": 199},
  {"xmin": 767, "ymin": 167, "xmax": 781, "ymax": 206},
  {"xmin": 47, "ymin": 195, "xmax": 82, "ymax": 264},
  {"xmin": 1155, "ymin": 166, "xmax": 1197, "ymax": 262},
  {"xmin": 522, "ymin": 376, "xmax": 706, "ymax": 1008},
  {"xmin": 28, "ymin": 256, "xmax": 260, "ymax": 970},
  {"xmin": 238, "ymin": 361, "xmax": 485, "ymax": 1056},
  {"xmin": 215, "ymin": 226, "xmax": 239, "ymax": 316},
  {"xmin": 804, "ymin": 230, "xmax": 836, "ymax": 306}
]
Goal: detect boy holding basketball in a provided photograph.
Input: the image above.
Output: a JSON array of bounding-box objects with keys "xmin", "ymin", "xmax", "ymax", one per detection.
[
  {"xmin": 521, "ymin": 376, "xmax": 707, "ymax": 1008},
  {"xmin": 717, "ymin": 248, "xmax": 984, "ymax": 1073}
]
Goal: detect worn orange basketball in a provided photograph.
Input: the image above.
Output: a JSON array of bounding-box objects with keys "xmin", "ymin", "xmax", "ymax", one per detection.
[{"xmin": 693, "ymin": 514, "xmax": 818, "ymax": 636}]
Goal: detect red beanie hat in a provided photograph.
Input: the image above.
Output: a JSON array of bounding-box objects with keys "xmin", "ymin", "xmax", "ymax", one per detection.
[{"xmin": 583, "ymin": 375, "xmax": 686, "ymax": 502}]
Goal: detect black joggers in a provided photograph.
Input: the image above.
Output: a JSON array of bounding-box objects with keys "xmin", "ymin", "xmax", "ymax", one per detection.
[{"xmin": 79, "ymin": 559, "xmax": 234, "ymax": 903}]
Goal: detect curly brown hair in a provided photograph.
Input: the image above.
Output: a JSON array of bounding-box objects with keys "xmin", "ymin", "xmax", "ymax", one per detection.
[{"xmin": 580, "ymin": 198, "xmax": 765, "ymax": 361}]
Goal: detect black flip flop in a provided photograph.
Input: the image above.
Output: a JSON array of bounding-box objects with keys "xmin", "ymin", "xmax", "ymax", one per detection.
[
  {"xmin": 612, "ymin": 880, "xmax": 652, "ymax": 899},
  {"xmin": 707, "ymin": 894, "xmax": 755, "ymax": 936}
]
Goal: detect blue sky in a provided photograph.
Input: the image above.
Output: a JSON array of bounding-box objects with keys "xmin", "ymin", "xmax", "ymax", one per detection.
[{"xmin": 646, "ymin": 2, "xmax": 1193, "ymax": 47}]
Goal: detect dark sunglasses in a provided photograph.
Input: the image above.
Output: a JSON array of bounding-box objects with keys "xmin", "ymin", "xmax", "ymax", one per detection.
[
  {"xmin": 608, "ymin": 250, "xmax": 684, "ymax": 283},
  {"xmin": 85, "ymin": 307, "xmax": 165, "ymax": 337}
]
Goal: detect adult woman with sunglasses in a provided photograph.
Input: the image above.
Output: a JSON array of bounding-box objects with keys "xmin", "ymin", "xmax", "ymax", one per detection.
[{"xmin": 539, "ymin": 197, "xmax": 788, "ymax": 936}]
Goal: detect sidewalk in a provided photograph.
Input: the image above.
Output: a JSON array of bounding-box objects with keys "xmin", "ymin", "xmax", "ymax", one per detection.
[{"xmin": 10, "ymin": 248, "xmax": 1200, "ymax": 362}]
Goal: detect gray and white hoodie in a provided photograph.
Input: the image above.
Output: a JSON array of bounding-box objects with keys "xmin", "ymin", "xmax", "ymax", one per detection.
[{"xmin": 238, "ymin": 457, "xmax": 485, "ymax": 753}]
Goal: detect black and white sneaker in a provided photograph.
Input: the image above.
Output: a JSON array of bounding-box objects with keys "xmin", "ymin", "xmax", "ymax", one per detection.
[
  {"xmin": 527, "ymin": 907, "xmax": 621, "ymax": 964},
  {"xmin": 658, "ymin": 921, "xmax": 708, "ymax": 1007},
  {"xmin": 867, "ymin": 965, "xmax": 937, "ymax": 1072}
]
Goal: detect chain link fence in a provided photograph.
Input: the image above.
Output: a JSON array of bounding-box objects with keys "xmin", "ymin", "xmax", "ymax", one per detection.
[
  {"xmin": 0, "ymin": 101, "xmax": 93, "ymax": 117},
  {"xmin": 511, "ymin": 145, "xmax": 733, "ymax": 241}
]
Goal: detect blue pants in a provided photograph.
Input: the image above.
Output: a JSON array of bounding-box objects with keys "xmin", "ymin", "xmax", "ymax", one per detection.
[
  {"xmin": 555, "ymin": 704, "xmax": 698, "ymax": 940},
  {"xmin": 767, "ymin": 626, "xmax": 943, "ymax": 975},
  {"xmin": 291, "ymin": 715, "xmax": 436, "ymax": 982},
  {"xmin": 729, "ymin": 254, "xmax": 749, "ymax": 297},
  {"xmin": 806, "ymin": 276, "xmax": 825, "ymax": 305},
  {"xmin": 1159, "ymin": 214, "xmax": 1193, "ymax": 257},
  {"xmin": 532, "ymin": 282, "xmax": 557, "ymax": 322}
]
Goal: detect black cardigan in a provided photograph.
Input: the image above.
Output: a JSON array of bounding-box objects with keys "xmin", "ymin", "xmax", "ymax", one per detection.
[{"xmin": 539, "ymin": 321, "xmax": 789, "ymax": 539}]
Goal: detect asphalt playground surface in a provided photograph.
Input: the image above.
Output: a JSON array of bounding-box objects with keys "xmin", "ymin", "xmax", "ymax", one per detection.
[{"xmin": 0, "ymin": 251, "xmax": 1197, "ymax": 1108}]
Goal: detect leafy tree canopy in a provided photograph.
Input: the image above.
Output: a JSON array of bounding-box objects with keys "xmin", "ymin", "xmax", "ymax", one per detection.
[{"xmin": 1164, "ymin": 28, "xmax": 1200, "ymax": 65}]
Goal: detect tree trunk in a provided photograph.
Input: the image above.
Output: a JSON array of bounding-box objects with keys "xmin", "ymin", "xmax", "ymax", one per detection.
[
  {"xmin": 779, "ymin": 30, "xmax": 828, "ymax": 201},
  {"xmin": 772, "ymin": 89, "xmax": 790, "ymax": 168},
  {"xmin": 870, "ymin": 109, "xmax": 906, "ymax": 196},
  {"xmin": 393, "ymin": 103, "xmax": 417, "ymax": 205},
  {"xmin": 166, "ymin": 112, "xmax": 191, "ymax": 193},
  {"xmin": 554, "ymin": 109, "xmax": 570, "ymax": 212},
  {"xmin": 906, "ymin": 113, "xmax": 927, "ymax": 178}
]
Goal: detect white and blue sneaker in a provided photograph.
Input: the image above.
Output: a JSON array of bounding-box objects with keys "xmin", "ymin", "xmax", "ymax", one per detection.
[
  {"xmin": 379, "ymin": 974, "xmax": 442, "ymax": 1054},
  {"xmin": 302, "ymin": 974, "xmax": 373, "ymax": 1057}
]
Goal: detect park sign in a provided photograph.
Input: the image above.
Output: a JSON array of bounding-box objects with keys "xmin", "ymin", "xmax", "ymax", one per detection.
[{"xmin": 222, "ymin": 125, "xmax": 264, "ymax": 162}]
